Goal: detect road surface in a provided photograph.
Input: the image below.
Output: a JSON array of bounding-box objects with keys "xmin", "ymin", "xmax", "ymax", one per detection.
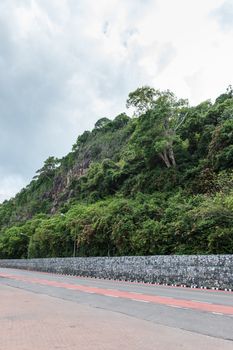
[{"xmin": 0, "ymin": 267, "xmax": 233, "ymax": 350}]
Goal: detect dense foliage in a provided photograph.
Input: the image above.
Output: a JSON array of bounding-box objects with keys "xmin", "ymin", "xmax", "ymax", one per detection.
[{"xmin": 0, "ymin": 87, "xmax": 233, "ymax": 258}]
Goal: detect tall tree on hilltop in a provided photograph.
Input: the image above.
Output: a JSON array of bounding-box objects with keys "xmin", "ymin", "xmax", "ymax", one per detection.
[
  {"xmin": 127, "ymin": 87, "xmax": 188, "ymax": 167},
  {"xmin": 34, "ymin": 156, "xmax": 60, "ymax": 180}
]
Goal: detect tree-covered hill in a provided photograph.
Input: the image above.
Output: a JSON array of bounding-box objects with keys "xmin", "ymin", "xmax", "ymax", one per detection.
[{"xmin": 0, "ymin": 87, "xmax": 233, "ymax": 258}]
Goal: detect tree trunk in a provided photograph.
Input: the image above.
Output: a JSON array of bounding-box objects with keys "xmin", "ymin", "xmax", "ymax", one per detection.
[
  {"xmin": 159, "ymin": 151, "xmax": 171, "ymax": 168},
  {"xmin": 168, "ymin": 144, "xmax": 176, "ymax": 166}
]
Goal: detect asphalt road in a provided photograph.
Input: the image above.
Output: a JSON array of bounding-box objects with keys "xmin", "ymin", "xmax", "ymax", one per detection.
[{"xmin": 0, "ymin": 267, "xmax": 233, "ymax": 350}]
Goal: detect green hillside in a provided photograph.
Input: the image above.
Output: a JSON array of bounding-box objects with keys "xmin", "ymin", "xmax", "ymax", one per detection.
[{"xmin": 0, "ymin": 86, "xmax": 233, "ymax": 258}]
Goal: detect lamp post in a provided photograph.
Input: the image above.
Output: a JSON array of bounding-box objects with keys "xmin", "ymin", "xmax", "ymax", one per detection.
[
  {"xmin": 73, "ymin": 233, "xmax": 77, "ymax": 257},
  {"xmin": 60, "ymin": 213, "xmax": 77, "ymax": 257},
  {"xmin": 19, "ymin": 233, "xmax": 29, "ymax": 258},
  {"xmin": 19, "ymin": 232, "xmax": 27, "ymax": 237}
]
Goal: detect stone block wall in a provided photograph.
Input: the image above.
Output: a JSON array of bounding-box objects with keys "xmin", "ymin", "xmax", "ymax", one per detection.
[{"xmin": 0, "ymin": 255, "xmax": 232, "ymax": 290}]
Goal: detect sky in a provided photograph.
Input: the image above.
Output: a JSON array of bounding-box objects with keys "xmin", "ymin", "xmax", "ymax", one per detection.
[{"xmin": 0, "ymin": 0, "xmax": 233, "ymax": 202}]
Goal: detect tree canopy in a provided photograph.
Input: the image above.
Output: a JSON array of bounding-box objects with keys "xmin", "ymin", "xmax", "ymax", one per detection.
[{"xmin": 0, "ymin": 87, "xmax": 232, "ymax": 258}]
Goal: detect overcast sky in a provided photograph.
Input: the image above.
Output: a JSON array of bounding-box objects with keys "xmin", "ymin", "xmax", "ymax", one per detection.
[{"xmin": 0, "ymin": 0, "xmax": 232, "ymax": 202}]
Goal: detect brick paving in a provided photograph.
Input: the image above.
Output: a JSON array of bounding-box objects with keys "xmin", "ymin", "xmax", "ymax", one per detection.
[{"xmin": 0, "ymin": 284, "xmax": 232, "ymax": 350}]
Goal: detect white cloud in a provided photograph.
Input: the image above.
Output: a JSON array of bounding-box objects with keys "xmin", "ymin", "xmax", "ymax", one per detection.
[
  {"xmin": 212, "ymin": 0, "xmax": 233, "ymax": 30},
  {"xmin": 0, "ymin": 174, "xmax": 26, "ymax": 202},
  {"xmin": 0, "ymin": 0, "xmax": 232, "ymax": 201}
]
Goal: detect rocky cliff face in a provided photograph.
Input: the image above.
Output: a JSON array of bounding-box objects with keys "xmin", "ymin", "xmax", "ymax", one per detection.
[
  {"xmin": 0, "ymin": 116, "xmax": 132, "ymax": 227},
  {"xmin": 49, "ymin": 158, "xmax": 91, "ymax": 214}
]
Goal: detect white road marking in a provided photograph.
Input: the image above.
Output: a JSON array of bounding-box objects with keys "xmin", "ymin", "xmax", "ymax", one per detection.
[
  {"xmin": 191, "ymin": 300, "xmax": 212, "ymax": 304},
  {"xmin": 168, "ymin": 305, "xmax": 183, "ymax": 309},
  {"xmin": 131, "ymin": 299, "xmax": 149, "ymax": 303}
]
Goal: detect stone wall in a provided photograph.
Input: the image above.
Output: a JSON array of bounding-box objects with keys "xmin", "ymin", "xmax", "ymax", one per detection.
[{"xmin": 0, "ymin": 255, "xmax": 232, "ymax": 290}]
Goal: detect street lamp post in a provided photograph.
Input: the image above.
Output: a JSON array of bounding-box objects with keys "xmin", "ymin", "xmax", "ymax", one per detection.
[
  {"xmin": 19, "ymin": 233, "xmax": 29, "ymax": 258},
  {"xmin": 19, "ymin": 232, "xmax": 27, "ymax": 237},
  {"xmin": 60, "ymin": 213, "xmax": 77, "ymax": 257},
  {"xmin": 73, "ymin": 233, "xmax": 77, "ymax": 257}
]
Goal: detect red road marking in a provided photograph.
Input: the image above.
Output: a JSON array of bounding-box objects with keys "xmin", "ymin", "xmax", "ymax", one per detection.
[
  {"xmin": 21, "ymin": 269, "xmax": 233, "ymax": 294},
  {"xmin": 1, "ymin": 272, "xmax": 233, "ymax": 316}
]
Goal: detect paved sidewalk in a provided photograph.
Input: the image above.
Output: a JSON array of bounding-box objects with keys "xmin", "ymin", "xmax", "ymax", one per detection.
[{"xmin": 0, "ymin": 284, "xmax": 232, "ymax": 350}]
